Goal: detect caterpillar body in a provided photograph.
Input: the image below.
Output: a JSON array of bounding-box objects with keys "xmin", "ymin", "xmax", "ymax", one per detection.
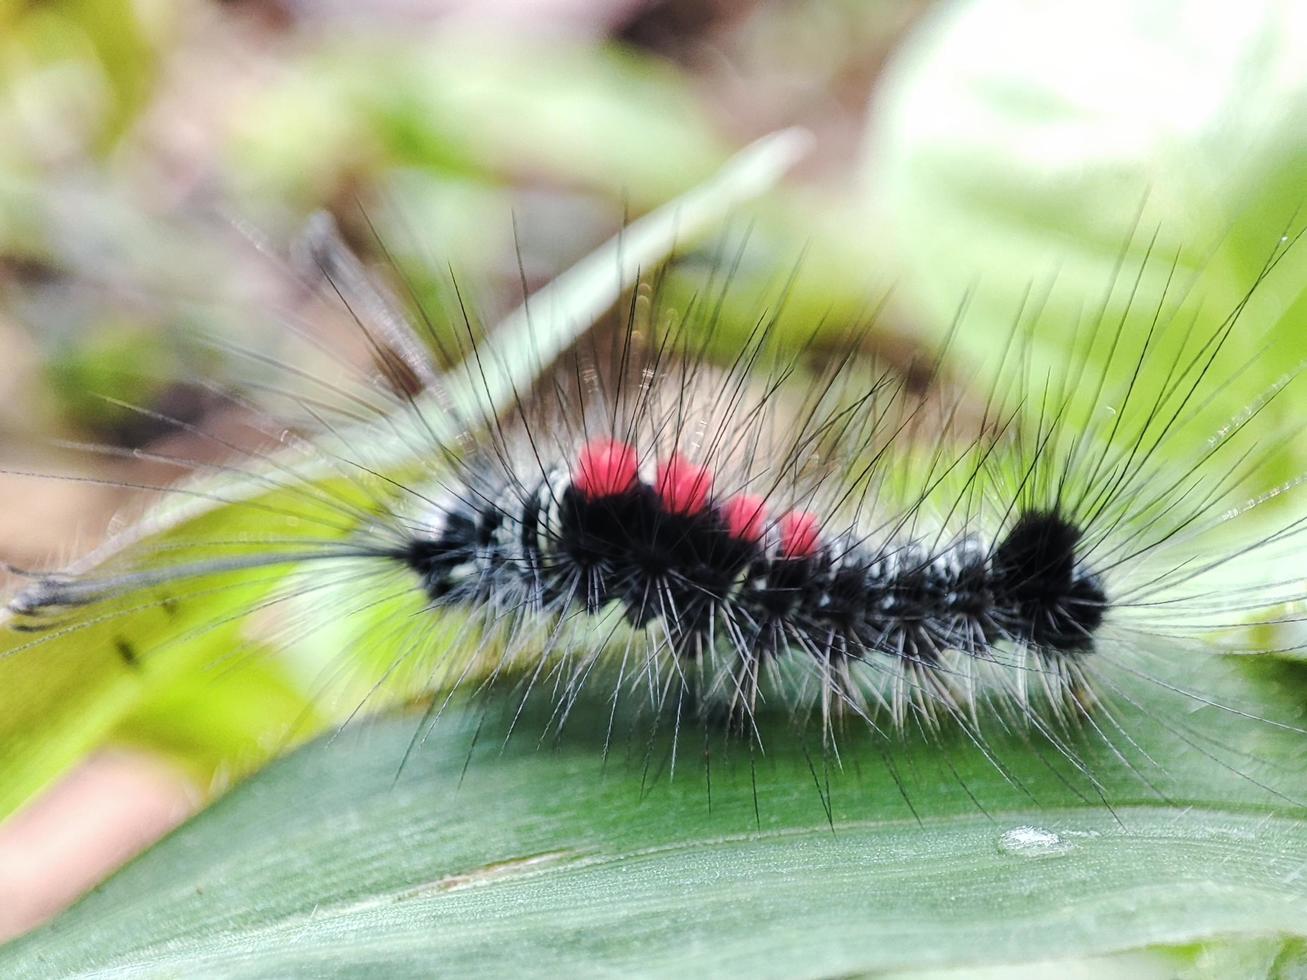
[
  {"xmin": 5, "ymin": 205, "xmax": 1307, "ymax": 810},
  {"xmin": 403, "ymin": 427, "xmax": 1106, "ymax": 728}
]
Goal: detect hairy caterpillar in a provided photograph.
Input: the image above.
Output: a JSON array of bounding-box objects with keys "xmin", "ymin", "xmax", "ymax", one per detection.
[{"xmin": 4, "ymin": 186, "xmax": 1307, "ymax": 824}]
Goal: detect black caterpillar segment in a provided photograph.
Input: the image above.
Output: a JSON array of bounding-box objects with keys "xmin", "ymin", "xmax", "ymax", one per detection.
[
  {"xmin": 989, "ymin": 511, "xmax": 1106, "ymax": 651},
  {"xmin": 402, "ymin": 438, "xmax": 1109, "ymax": 670}
]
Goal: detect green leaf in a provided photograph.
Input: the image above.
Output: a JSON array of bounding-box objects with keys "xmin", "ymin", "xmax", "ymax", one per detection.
[
  {"xmin": 5, "ymin": 646, "xmax": 1306, "ymax": 976},
  {"xmin": 0, "ymin": 483, "xmax": 365, "ymax": 818},
  {"xmin": 0, "ymin": 129, "xmax": 810, "ymax": 819},
  {"xmin": 112, "ymin": 646, "xmax": 324, "ymax": 790}
]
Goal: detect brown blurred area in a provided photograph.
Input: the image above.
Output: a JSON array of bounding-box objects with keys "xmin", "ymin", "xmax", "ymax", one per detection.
[{"xmin": 0, "ymin": 752, "xmax": 197, "ymax": 942}]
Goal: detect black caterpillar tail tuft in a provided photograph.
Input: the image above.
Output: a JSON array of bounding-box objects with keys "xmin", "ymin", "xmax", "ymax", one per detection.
[{"xmin": 989, "ymin": 509, "xmax": 1107, "ymax": 653}]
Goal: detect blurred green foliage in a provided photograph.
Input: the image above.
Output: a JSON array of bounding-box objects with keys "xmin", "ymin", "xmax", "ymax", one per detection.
[{"xmin": 3, "ymin": 0, "xmax": 1307, "ymax": 970}]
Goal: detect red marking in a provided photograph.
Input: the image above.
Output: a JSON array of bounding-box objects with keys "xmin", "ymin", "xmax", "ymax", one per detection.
[
  {"xmin": 721, "ymin": 494, "xmax": 767, "ymax": 542},
  {"xmin": 655, "ymin": 454, "xmax": 712, "ymax": 515},
  {"xmin": 779, "ymin": 510, "xmax": 820, "ymax": 559},
  {"xmin": 573, "ymin": 440, "xmax": 639, "ymax": 499}
]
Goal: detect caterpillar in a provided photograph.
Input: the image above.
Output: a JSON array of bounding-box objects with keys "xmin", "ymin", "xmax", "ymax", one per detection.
[{"xmin": 4, "ymin": 177, "xmax": 1307, "ymax": 823}]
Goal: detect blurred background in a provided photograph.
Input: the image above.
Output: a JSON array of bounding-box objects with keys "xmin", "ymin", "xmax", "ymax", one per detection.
[{"xmin": 4, "ymin": 0, "xmax": 1307, "ymax": 940}]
